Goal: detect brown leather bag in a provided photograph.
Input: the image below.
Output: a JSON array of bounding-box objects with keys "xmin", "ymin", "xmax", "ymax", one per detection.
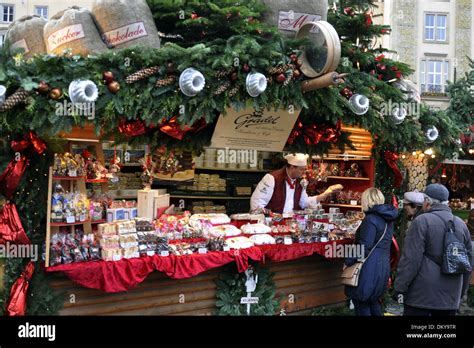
[{"xmin": 341, "ymin": 223, "xmax": 388, "ymax": 287}]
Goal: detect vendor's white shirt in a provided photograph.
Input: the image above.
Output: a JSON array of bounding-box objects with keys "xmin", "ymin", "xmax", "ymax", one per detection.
[{"xmin": 250, "ymin": 173, "xmax": 319, "ymax": 213}]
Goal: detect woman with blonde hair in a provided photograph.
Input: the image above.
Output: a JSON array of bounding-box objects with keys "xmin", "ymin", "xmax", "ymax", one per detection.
[{"xmin": 344, "ymin": 188, "xmax": 398, "ymax": 315}]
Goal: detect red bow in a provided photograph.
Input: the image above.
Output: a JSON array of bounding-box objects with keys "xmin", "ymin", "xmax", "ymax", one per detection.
[
  {"xmin": 159, "ymin": 116, "xmax": 207, "ymax": 140},
  {"xmin": 384, "ymin": 151, "xmax": 403, "ymax": 188},
  {"xmin": 0, "ymin": 132, "xmax": 46, "ymax": 198},
  {"xmin": 287, "ymin": 120, "xmax": 342, "ymax": 145},
  {"xmin": 0, "ymin": 203, "xmax": 31, "ymax": 245},
  {"xmin": 6, "ymin": 261, "xmax": 35, "ymax": 316},
  {"xmin": 119, "ymin": 117, "xmax": 207, "ymax": 140}
]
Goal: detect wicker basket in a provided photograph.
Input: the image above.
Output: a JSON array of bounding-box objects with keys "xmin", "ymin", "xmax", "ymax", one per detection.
[
  {"xmin": 92, "ymin": 0, "xmax": 160, "ymax": 49},
  {"xmin": 5, "ymin": 15, "xmax": 47, "ymax": 57},
  {"xmin": 43, "ymin": 6, "xmax": 108, "ymax": 57},
  {"xmin": 259, "ymin": 0, "xmax": 328, "ymax": 37}
]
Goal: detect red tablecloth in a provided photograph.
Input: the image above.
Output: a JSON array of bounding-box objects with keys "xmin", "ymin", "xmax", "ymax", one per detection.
[{"xmin": 45, "ymin": 239, "xmax": 352, "ymax": 293}]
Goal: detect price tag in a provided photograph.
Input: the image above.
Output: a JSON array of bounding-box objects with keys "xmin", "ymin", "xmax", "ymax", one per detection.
[
  {"xmin": 223, "ymin": 246, "xmax": 230, "ymax": 252},
  {"xmin": 198, "ymin": 248, "xmax": 208, "ymax": 254},
  {"xmin": 328, "ymin": 224, "xmax": 335, "ymax": 230},
  {"xmin": 66, "ymin": 216, "xmax": 75, "ymax": 224},
  {"xmin": 160, "ymin": 250, "xmax": 169, "ymax": 257},
  {"xmin": 284, "ymin": 236, "xmax": 292, "ymax": 245},
  {"xmin": 350, "ymin": 200, "xmax": 358, "ymax": 206},
  {"xmin": 79, "ymin": 214, "xmax": 86, "ymax": 222}
]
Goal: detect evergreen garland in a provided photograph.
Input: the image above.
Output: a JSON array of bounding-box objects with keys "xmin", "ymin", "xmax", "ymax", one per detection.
[{"xmin": 215, "ymin": 262, "xmax": 280, "ymax": 316}]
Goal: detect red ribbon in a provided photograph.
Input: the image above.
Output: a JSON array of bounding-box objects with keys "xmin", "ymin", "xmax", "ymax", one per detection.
[
  {"xmin": 0, "ymin": 132, "xmax": 46, "ymax": 199},
  {"xmin": 392, "ymin": 193, "xmax": 399, "ymax": 209},
  {"xmin": 159, "ymin": 116, "xmax": 207, "ymax": 140},
  {"xmin": 0, "ymin": 203, "xmax": 31, "ymax": 245},
  {"xmin": 6, "ymin": 261, "xmax": 35, "ymax": 316},
  {"xmin": 119, "ymin": 117, "xmax": 207, "ymax": 140},
  {"xmin": 287, "ymin": 120, "xmax": 342, "ymax": 145},
  {"xmin": 384, "ymin": 151, "xmax": 403, "ymax": 188},
  {"xmin": 118, "ymin": 119, "xmax": 149, "ymax": 137}
]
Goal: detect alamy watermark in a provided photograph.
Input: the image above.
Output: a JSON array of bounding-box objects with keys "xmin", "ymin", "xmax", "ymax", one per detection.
[
  {"xmin": 324, "ymin": 242, "xmax": 365, "ymax": 259},
  {"xmin": 380, "ymin": 99, "xmax": 420, "ymax": 119},
  {"xmin": 0, "ymin": 242, "xmax": 38, "ymax": 262},
  {"xmin": 217, "ymin": 148, "xmax": 258, "ymax": 168},
  {"xmin": 55, "ymin": 101, "xmax": 95, "ymax": 120}
]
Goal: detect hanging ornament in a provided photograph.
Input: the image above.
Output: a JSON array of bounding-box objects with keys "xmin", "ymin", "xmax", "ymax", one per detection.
[
  {"xmin": 425, "ymin": 126, "xmax": 439, "ymax": 143},
  {"xmin": 36, "ymin": 81, "xmax": 50, "ymax": 95},
  {"xmin": 275, "ymin": 73, "xmax": 286, "ymax": 83},
  {"xmin": 49, "ymin": 88, "xmax": 63, "ymax": 100},
  {"xmin": 242, "ymin": 64, "xmax": 250, "ymax": 73},
  {"xmin": 365, "ymin": 12, "xmax": 373, "ymax": 26},
  {"xmin": 68, "ymin": 80, "xmax": 98, "ymax": 107},
  {"xmin": 0, "ymin": 85, "xmax": 5, "ymax": 106},
  {"xmin": 5, "ymin": 262, "xmax": 35, "ymax": 316},
  {"xmin": 179, "ymin": 68, "xmax": 206, "ymax": 97},
  {"xmin": 246, "ymin": 72, "xmax": 267, "ymax": 97},
  {"xmin": 340, "ymin": 87, "xmax": 353, "ymax": 98},
  {"xmin": 349, "ymin": 94, "xmax": 370, "ymax": 115},
  {"xmin": 107, "ymin": 81, "xmax": 120, "ymax": 94},
  {"xmin": 0, "ymin": 88, "xmax": 29, "ymax": 112},
  {"xmin": 0, "ymin": 203, "xmax": 31, "ymax": 245},
  {"xmin": 125, "ymin": 66, "xmax": 160, "ymax": 84},
  {"xmin": 344, "ymin": 7, "xmax": 355, "ymax": 16},
  {"xmin": 384, "ymin": 151, "xmax": 403, "ymax": 188},
  {"xmin": 391, "ymin": 106, "xmax": 407, "ymax": 125},
  {"xmin": 102, "ymin": 71, "xmax": 115, "ymax": 84}
]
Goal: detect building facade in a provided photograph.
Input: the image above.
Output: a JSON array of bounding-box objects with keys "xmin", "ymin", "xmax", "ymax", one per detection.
[
  {"xmin": 0, "ymin": 0, "xmax": 94, "ymax": 47},
  {"xmin": 382, "ymin": 0, "xmax": 473, "ymax": 109}
]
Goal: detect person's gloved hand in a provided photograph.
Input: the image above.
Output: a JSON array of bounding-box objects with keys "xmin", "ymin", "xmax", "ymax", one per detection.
[{"xmin": 325, "ymin": 184, "xmax": 344, "ymax": 194}]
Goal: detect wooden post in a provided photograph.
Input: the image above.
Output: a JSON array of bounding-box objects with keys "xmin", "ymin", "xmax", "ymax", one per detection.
[{"xmin": 45, "ymin": 167, "xmax": 53, "ymax": 267}]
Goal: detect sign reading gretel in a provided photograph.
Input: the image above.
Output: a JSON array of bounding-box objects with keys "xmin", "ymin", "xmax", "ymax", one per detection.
[
  {"xmin": 278, "ymin": 11, "xmax": 322, "ymax": 33},
  {"xmin": 210, "ymin": 107, "xmax": 299, "ymax": 152}
]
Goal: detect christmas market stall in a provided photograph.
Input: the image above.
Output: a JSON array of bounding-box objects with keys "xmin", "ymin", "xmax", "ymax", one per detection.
[{"xmin": 0, "ymin": 0, "xmax": 471, "ymax": 316}]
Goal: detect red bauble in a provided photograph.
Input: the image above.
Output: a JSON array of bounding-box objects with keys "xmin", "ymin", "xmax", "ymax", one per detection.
[
  {"xmin": 242, "ymin": 64, "xmax": 250, "ymax": 73},
  {"xmin": 191, "ymin": 12, "xmax": 199, "ymax": 19},
  {"xmin": 344, "ymin": 7, "xmax": 355, "ymax": 16},
  {"xmin": 341, "ymin": 87, "xmax": 353, "ymax": 98},
  {"xmin": 376, "ymin": 63, "xmax": 386, "ymax": 71},
  {"xmin": 275, "ymin": 73, "xmax": 286, "ymax": 83},
  {"xmin": 37, "ymin": 81, "xmax": 50, "ymax": 95},
  {"xmin": 49, "ymin": 88, "xmax": 62, "ymax": 100},
  {"xmin": 290, "ymin": 53, "xmax": 298, "ymax": 63},
  {"xmin": 108, "ymin": 81, "xmax": 120, "ymax": 93},
  {"xmin": 103, "ymin": 71, "xmax": 115, "ymax": 84}
]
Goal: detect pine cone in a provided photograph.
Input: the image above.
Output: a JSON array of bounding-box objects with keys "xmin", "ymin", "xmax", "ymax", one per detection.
[
  {"xmin": 215, "ymin": 68, "xmax": 234, "ymax": 80},
  {"xmin": 155, "ymin": 75, "xmax": 176, "ymax": 88},
  {"xmin": 214, "ymin": 80, "xmax": 231, "ymax": 96},
  {"xmin": 267, "ymin": 64, "xmax": 292, "ymax": 75},
  {"xmin": 125, "ymin": 66, "xmax": 160, "ymax": 84},
  {"xmin": 228, "ymin": 85, "xmax": 240, "ymax": 97},
  {"xmin": 0, "ymin": 88, "xmax": 29, "ymax": 112}
]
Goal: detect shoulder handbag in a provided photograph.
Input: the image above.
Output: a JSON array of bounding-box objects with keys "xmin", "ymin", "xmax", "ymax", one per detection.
[{"xmin": 341, "ymin": 223, "xmax": 388, "ymax": 287}]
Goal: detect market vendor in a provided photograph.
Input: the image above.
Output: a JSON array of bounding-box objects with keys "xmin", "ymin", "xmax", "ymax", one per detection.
[{"xmin": 250, "ymin": 153, "xmax": 343, "ymax": 214}]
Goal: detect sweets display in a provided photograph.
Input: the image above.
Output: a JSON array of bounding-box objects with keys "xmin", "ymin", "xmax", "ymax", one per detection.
[
  {"xmin": 51, "ymin": 184, "xmax": 89, "ymax": 223},
  {"xmin": 47, "ymin": 227, "xmax": 100, "ymax": 266},
  {"xmin": 189, "ymin": 213, "xmax": 231, "ymax": 225},
  {"xmin": 47, "ymin": 208, "xmax": 362, "ymax": 266},
  {"xmin": 207, "ymin": 224, "xmax": 241, "ymax": 237},
  {"xmin": 240, "ymin": 223, "xmax": 272, "ymax": 235},
  {"xmin": 53, "ymin": 153, "xmax": 86, "ymax": 177}
]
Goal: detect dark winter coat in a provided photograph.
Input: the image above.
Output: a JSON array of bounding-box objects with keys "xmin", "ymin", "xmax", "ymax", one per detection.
[
  {"xmin": 394, "ymin": 204, "xmax": 473, "ymax": 310},
  {"xmin": 344, "ymin": 204, "xmax": 399, "ymax": 302}
]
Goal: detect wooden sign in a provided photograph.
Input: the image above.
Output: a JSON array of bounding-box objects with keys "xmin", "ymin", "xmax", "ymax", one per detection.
[{"xmin": 210, "ymin": 107, "xmax": 299, "ymax": 152}]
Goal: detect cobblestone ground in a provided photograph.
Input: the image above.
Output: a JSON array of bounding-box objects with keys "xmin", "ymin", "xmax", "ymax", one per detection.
[{"xmin": 384, "ymin": 298, "xmax": 474, "ymax": 316}]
